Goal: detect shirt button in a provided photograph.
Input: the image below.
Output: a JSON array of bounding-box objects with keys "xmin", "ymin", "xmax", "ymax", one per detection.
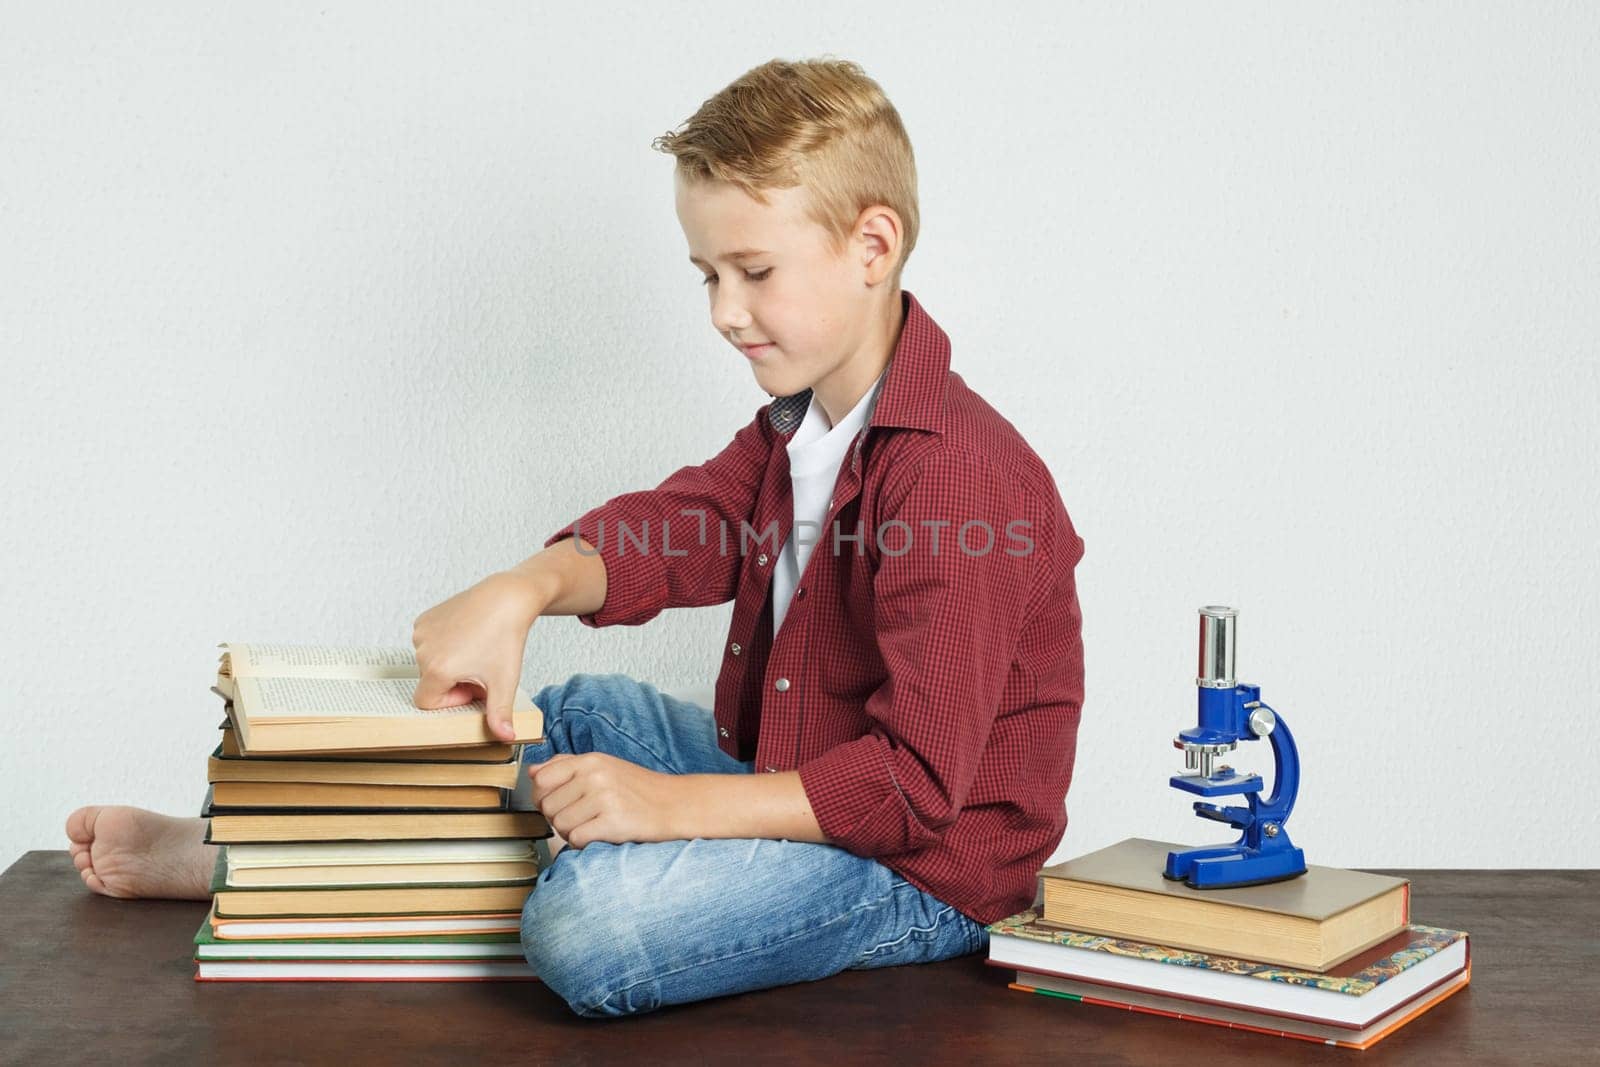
[
  {"xmin": 730, "ymin": 642, "xmax": 741, "ymax": 655},
  {"xmin": 795, "ymin": 587, "xmax": 806, "ymax": 599},
  {"xmin": 757, "ymin": 553, "xmax": 769, "ymax": 566},
  {"xmin": 719, "ymin": 726, "xmax": 730, "ymax": 738},
  {"xmin": 774, "ymin": 677, "xmax": 790, "ymax": 692}
]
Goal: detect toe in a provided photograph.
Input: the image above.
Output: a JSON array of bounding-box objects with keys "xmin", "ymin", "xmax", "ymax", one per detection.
[
  {"xmin": 65, "ymin": 805, "xmax": 100, "ymax": 845},
  {"xmin": 71, "ymin": 848, "xmax": 93, "ymax": 873}
]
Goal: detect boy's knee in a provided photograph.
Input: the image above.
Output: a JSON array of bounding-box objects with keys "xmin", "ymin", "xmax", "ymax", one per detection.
[
  {"xmin": 534, "ymin": 671, "xmax": 622, "ymax": 717},
  {"xmin": 533, "ymin": 672, "xmax": 579, "ymax": 709},
  {"xmin": 520, "ymin": 851, "xmax": 634, "ymax": 1016}
]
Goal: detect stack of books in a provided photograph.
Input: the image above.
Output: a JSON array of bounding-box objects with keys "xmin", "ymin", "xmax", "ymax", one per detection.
[
  {"xmin": 193, "ymin": 642, "xmax": 553, "ymax": 982},
  {"xmin": 986, "ymin": 838, "xmax": 1471, "ymax": 1050}
]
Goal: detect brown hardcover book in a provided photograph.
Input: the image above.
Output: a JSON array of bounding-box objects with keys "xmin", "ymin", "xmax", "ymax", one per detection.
[
  {"xmin": 208, "ymin": 743, "xmax": 521, "ymax": 789},
  {"xmin": 208, "ymin": 911, "xmax": 522, "ymax": 940},
  {"xmin": 226, "ymin": 860, "xmax": 540, "ymax": 888},
  {"xmin": 1038, "ymin": 838, "xmax": 1410, "ymax": 971},
  {"xmin": 215, "ymin": 643, "xmax": 543, "ymax": 754},
  {"xmin": 206, "ymin": 846, "xmax": 539, "ymax": 917},
  {"xmin": 212, "ymin": 883, "xmax": 537, "ymax": 918},
  {"xmin": 217, "ymin": 724, "xmax": 516, "ymax": 764},
  {"xmin": 205, "ymin": 810, "xmax": 548, "ymax": 844},
  {"xmin": 210, "ymin": 780, "xmax": 507, "ymax": 810}
]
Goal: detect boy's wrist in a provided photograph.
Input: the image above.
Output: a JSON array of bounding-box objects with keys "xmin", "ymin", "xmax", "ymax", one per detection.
[{"xmin": 496, "ymin": 564, "xmax": 558, "ymax": 623}]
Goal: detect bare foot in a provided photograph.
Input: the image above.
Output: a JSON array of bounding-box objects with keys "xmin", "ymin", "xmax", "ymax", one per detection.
[{"xmin": 65, "ymin": 805, "xmax": 217, "ymax": 901}]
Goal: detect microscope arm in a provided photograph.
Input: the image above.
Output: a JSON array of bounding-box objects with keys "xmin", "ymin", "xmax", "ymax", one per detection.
[{"xmin": 1253, "ymin": 703, "xmax": 1299, "ymax": 817}]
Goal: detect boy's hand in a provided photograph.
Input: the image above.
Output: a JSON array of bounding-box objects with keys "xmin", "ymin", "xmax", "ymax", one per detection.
[
  {"xmin": 411, "ymin": 570, "xmax": 546, "ymax": 741},
  {"xmin": 527, "ymin": 753, "xmax": 684, "ymax": 848}
]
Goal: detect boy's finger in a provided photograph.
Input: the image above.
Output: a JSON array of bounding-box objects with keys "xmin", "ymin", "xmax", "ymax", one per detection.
[
  {"xmin": 484, "ymin": 680, "xmax": 518, "ymax": 741},
  {"xmin": 527, "ymin": 753, "xmax": 569, "ymax": 778},
  {"xmin": 527, "ymin": 755, "xmax": 576, "ymax": 797},
  {"xmin": 411, "ymin": 674, "xmax": 473, "ymax": 710}
]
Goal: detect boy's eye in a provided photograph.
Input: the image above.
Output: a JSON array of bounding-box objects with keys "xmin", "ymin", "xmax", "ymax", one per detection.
[{"xmin": 701, "ymin": 268, "xmax": 772, "ymax": 286}]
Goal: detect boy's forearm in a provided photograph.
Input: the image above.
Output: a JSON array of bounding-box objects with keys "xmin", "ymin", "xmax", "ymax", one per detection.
[
  {"xmin": 504, "ymin": 535, "xmax": 608, "ymax": 619},
  {"xmin": 506, "ymin": 537, "xmax": 827, "ymax": 845},
  {"xmin": 673, "ymin": 771, "xmax": 830, "ymax": 845}
]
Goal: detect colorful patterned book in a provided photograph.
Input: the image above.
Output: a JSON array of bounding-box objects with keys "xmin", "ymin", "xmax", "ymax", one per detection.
[
  {"xmin": 1007, "ymin": 965, "xmax": 1471, "ymax": 1050},
  {"xmin": 986, "ymin": 907, "xmax": 1469, "ymax": 1035}
]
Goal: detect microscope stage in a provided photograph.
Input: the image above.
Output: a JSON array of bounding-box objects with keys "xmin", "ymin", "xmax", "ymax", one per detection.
[{"xmin": 1168, "ymin": 771, "xmax": 1265, "ymax": 796}]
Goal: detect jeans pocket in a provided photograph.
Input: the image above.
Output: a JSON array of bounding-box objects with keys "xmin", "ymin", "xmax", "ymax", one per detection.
[{"xmin": 853, "ymin": 893, "xmax": 968, "ymax": 970}]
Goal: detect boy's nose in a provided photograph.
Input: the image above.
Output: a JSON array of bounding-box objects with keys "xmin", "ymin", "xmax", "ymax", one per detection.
[{"xmin": 710, "ymin": 295, "xmax": 749, "ymax": 336}]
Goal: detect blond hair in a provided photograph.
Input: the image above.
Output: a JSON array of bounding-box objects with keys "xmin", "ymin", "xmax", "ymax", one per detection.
[{"xmin": 651, "ymin": 57, "xmax": 919, "ymax": 289}]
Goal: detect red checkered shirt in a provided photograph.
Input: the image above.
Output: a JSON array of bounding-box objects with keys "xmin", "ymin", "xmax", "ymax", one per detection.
[{"xmin": 543, "ymin": 288, "xmax": 1087, "ymax": 925}]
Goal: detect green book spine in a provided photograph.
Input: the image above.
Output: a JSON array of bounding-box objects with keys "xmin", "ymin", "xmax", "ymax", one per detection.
[
  {"xmin": 1017, "ymin": 985, "xmax": 1087, "ymax": 1004},
  {"xmin": 208, "ymin": 845, "xmax": 227, "ymax": 893}
]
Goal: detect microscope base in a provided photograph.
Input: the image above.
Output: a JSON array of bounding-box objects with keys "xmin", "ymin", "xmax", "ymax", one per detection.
[{"xmin": 1163, "ymin": 844, "xmax": 1307, "ymax": 890}]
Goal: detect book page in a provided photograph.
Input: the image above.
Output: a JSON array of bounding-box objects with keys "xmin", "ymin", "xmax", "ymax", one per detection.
[
  {"xmin": 241, "ymin": 677, "xmax": 475, "ymax": 719},
  {"xmin": 222, "ymin": 643, "xmax": 420, "ymax": 680},
  {"xmin": 238, "ymin": 676, "xmax": 534, "ymax": 720}
]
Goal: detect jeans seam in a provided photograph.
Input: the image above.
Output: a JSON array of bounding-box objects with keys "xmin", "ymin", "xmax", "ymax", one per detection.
[
  {"xmin": 559, "ymin": 702, "xmax": 680, "ymax": 774},
  {"xmin": 583, "ymin": 884, "xmax": 902, "ymax": 1014}
]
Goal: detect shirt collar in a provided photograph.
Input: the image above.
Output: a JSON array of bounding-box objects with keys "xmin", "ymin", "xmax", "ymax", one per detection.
[
  {"xmin": 791, "ymin": 361, "xmax": 887, "ymax": 450},
  {"xmin": 767, "ymin": 288, "xmax": 950, "ymax": 437}
]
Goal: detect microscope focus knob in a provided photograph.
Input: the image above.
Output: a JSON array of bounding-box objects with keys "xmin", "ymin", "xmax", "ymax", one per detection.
[{"xmin": 1249, "ymin": 707, "xmax": 1277, "ymax": 737}]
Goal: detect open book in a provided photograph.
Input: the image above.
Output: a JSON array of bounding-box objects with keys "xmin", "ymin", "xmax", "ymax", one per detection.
[{"xmin": 215, "ymin": 643, "xmax": 544, "ymax": 754}]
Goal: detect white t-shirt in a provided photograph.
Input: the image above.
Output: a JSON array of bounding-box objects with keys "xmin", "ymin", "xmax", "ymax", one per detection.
[{"xmin": 772, "ymin": 369, "xmax": 888, "ymax": 637}]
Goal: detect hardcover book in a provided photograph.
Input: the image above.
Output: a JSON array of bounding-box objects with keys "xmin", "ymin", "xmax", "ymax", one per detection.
[
  {"xmin": 1038, "ymin": 838, "xmax": 1410, "ymax": 970},
  {"xmin": 986, "ymin": 908, "xmax": 1470, "ymax": 1032}
]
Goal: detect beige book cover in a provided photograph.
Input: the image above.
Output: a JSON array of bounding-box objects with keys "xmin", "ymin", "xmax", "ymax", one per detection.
[
  {"xmin": 216, "ymin": 721, "xmax": 517, "ymax": 763},
  {"xmin": 1041, "ymin": 838, "xmax": 1409, "ymax": 919}
]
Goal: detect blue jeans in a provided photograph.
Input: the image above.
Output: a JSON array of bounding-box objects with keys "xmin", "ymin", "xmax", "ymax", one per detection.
[{"xmin": 518, "ymin": 672, "xmax": 990, "ymax": 1018}]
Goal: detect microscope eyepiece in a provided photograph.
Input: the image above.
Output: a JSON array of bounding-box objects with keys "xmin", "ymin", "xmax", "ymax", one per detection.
[{"xmin": 1197, "ymin": 605, "xmax": 1237, "ymax": 688}]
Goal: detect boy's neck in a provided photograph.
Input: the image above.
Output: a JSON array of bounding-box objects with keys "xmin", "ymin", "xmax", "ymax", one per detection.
[{"xmin": 811, "ymin": 289, "xmax": 905, "ymax": 428}]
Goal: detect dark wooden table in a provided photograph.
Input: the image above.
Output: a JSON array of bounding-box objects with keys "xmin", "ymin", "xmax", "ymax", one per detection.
[{"xmin": 1, "ymin": 853, "xmax": 1592, "ymax": 1065}]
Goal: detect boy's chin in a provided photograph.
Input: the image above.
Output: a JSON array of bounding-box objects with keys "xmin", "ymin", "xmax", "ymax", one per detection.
[{"xmin": 752, "ymin": 365, "xmax": 806, "ymax": 398}]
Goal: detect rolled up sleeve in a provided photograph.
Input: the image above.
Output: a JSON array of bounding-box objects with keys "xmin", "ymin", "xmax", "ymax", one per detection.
[
  {"xmin": 543, "ymin": 408, "xmax": 773, "ymax": 628},
  {"xmin": 797, "ymin": 449, "xmax": 1039, "ymax": 857}
]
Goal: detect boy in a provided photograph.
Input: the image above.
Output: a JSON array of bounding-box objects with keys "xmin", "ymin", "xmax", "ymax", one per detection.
[{"xmin": 66, "ymin": 56, "xmax": 1086, "ymax": 1019}]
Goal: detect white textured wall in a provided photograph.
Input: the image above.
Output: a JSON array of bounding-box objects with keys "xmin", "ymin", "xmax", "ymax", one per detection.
[{"xmin": 3, "ymin": 3, "xmax": 1597, "ymax": 876}]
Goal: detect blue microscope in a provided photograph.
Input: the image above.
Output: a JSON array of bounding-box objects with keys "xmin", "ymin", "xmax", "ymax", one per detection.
[{"xmin": 1164, "ymin": 605, "xmax": 1308, "ymax": 890}]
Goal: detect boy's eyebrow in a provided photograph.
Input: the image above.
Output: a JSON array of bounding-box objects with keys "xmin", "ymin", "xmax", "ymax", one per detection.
[{"xmin": 688, "ymin": 249, "xmax": 771, "ymax": 266}]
